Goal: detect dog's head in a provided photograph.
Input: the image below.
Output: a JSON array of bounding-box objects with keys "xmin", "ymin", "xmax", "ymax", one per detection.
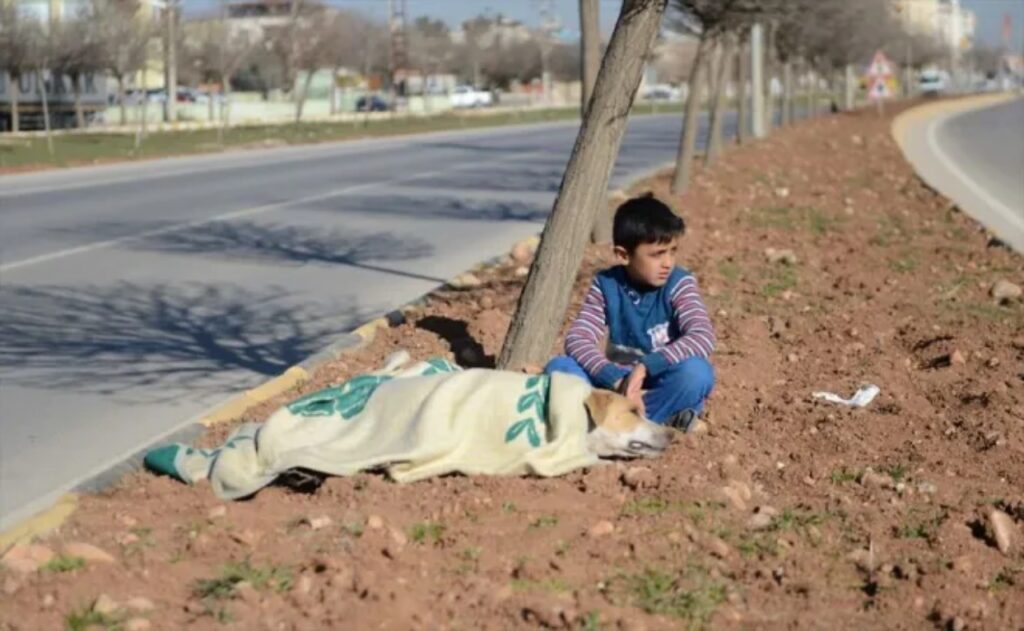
[{"xmin": 583, "ymin": 389, "xmax": 675, "ymax": 458}]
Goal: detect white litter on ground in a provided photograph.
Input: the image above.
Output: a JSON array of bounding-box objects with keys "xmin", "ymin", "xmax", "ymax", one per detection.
[{"xmin": 812, "ymin": 385, "xmax": 881, "ymax": 408}]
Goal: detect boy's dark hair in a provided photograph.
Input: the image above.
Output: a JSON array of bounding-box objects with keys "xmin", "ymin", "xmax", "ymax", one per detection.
[{"xmin": 612, "ymin": 193, "xmax": 685, "ymax": 253}]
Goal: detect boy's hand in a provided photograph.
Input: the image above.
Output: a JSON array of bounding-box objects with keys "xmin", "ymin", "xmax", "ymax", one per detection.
[{"xmin": 619, "ymin": 364, "xmax": 647, "ymax": 414}]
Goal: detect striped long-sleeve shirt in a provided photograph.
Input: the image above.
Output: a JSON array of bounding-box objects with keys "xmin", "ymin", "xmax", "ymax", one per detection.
[{"xmin": 564, "ymin": 265, "xmax": 715, "ymax": 388}]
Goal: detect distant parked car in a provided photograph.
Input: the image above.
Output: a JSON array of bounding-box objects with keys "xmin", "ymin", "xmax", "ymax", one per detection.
[
  {"xmin": 450, "ymin": 85, "xmax": 493, "ymax": 108},
  {"xmin": 918, "ymin": 70, "xmax": 949, "ymax": 97},
  {"xmin": 641, "ymin": 84, "xmax": 681, "ymax": 102},
  {"xmin": 356, "ymin": 95, "xmax": 390, "ymax": 112}
]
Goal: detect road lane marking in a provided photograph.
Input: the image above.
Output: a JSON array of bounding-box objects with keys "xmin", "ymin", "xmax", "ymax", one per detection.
[{"xmin": 0, "ymin": 150, "xmax": 547, "ymax": 273}]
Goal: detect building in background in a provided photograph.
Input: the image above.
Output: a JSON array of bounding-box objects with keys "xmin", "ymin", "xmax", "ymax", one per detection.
[{"xmin": 893, "ymin": 0, "xmax": 976, "ymax": 60}]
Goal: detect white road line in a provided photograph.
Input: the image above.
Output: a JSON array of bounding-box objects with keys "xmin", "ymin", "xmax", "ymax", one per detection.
[
  {"xmin": 926, "ymin": 113, "xmax": 1024, "ymax": 235},
  {"xmin": 0, "ymin": 150, "xmax": 547, "ymax": 274}
]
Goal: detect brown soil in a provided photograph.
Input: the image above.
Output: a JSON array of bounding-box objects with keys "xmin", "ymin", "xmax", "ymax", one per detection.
[{"xmin": 2, "ymin": 103, "xmax": 1022, "ymax": 631}]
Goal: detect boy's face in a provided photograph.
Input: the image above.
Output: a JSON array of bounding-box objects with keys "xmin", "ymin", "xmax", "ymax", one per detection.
[{"xmin": 615, "ymin": 237, "xmax": 678, "ymax": 288}]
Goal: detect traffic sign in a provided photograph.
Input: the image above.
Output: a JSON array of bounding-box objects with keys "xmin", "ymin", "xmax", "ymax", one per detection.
[
  {"xmin": 868, "ymin": 77, "xmax": 892, "ymax": 101},
  {"xmin": 866, "ymin": 50, "xmax": 894, "ymax": 79}
]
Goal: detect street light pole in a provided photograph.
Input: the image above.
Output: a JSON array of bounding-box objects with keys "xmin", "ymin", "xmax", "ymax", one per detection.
[{"xmin": 165, "ymin": 1, "xmax": 177, "ymax": 123}]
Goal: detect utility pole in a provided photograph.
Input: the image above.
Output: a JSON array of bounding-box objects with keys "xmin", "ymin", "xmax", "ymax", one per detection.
[
  {"xmin": 537, "ymin": 0, "xmax": 561, "ymax": 106},
  {"xmin": 579, "ymin": 0, "xmax": 600, "ymax": 117},
  {"xmin": 750, "ymin": 22, "xmax": 765, "ymax": 138},
  {"xmin": 387, "ymin": 0, "xmax": 407, "ymax": 110}
]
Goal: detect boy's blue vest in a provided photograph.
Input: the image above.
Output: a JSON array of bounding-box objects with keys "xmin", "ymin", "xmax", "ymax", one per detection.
[{"xmin": 595, "ymin": 265, "xmax": 689, "ymax": 362}]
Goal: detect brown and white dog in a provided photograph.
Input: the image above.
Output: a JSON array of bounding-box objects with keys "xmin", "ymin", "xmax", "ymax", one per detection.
[{"xmin": 583, "ymin": 388, "xmax": 675, "ymax": 459}]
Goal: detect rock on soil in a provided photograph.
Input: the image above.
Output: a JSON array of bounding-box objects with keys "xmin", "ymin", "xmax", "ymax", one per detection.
[
  {"xmin": 588, "ymin": 521, "xmax": 615, "ymax": 537},
  {"xmin": 989, "ymin": 509, "xmax": 1016, "ymax": 555},
  {"xmin": 92, "ymin": 594, "xmax": 119, "ymax": 615},
  {"xmin": 764, "ymin": 247, "xmax": 798, "ymax": 265},
  {"xmin": 0, "ymin": 544, "xmax": 54, "ymax": 573},
  {"xmin": 990, "ymin": 279, "xmax": 1021, "ymax": 303},
  {"xmin": 62, "ymin": 542, "xmax": 116, "ymax": 564}
]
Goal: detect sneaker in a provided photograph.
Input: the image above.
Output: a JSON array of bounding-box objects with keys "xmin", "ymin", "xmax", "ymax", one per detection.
[{"xmin": 665, "ymin": 409, "xmax": 700, "ymax": 433}]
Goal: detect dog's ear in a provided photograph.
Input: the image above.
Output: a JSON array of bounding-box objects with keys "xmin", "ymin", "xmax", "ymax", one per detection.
[{"xmin": 584, "ymin": 389, "xmax": 615, "ymax": 426}]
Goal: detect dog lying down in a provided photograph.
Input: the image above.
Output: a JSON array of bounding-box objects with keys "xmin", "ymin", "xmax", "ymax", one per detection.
[{"xmin": 145, "ymin": 353, "xmax": 674, "ymax": 500}]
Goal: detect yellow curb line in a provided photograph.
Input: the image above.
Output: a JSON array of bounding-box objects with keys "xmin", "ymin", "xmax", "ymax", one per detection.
[
  {"xmin": 0, "ymin": 494, "xmax": 79, "ymax": 550},
  {"xmin": 892, "ymin": 93, "xmax": 1017, "ymax": 149}
]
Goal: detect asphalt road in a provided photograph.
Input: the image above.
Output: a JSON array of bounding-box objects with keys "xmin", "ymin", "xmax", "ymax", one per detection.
[
  {"xmin": 0, "ymin": 110, "xmax": 743, "ymax": 528},
  {"xmin": 906, "ymin": 96, "xmax": 1024, "ymax": 252}
]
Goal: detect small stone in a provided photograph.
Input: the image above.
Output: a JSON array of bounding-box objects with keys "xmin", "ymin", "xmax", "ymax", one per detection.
[
  {"xmin": 950, "ymin": 350, "xmax": 967, "ymax": 366},
  {"xmin": 307, "ymin": 516, "xmax": 333, "ymax": 531},
  {"xmin": 991, "ymin": 280, "xmax": 1022, "ymax": 304},
  {"xmin": 367, "ymin": 515, "xmax": 384, "ymax": 530},
  {"xmin": 860, "ymin": 469, "xmax": 894, "ymax": 490},
  {"xmin": 989, "ymin": 509, "xmax": 1016, "ymax": 555},
  {"xmin": 851, "ymin": 134, "xmax": 864, "ymax": 146},
  {"xmin": 621, "ymin": 466, "xmax": 656, "ymax": 491},
  {"xmin": 706, "ymin": 536, "xmax": 732, "ymax": 559},
  {"xmin": 510, "ymin": 238, "xmax": 539, "ymax": 265},
  {"xmin": 449, "ymin": 272, "xmax": 483, "ymax": 289},
  {"xmin": 207, "ymin": 506, "xmax": 227, "ymax": 519},
  {"xmin": 1, "ymin": 543, "xmax": 55, "ymax": 574},
  {"xmin": 230, "ymin": 529, "xmax": 261, "ymax": 547},
  {"xmin": 721, "ymin": 485, "xmax": 748, "ymax": 511},
  {"xmin": 389, "ymin": 527, "xmax": 408, "ymax": 548},
  {"xmin": 479, "ymin": 295, "xmax": 495, "ymax": 310},
  {"xmin": 124, "ymin": 597, "xmax": 155, "ymax": 613},
  {"xmin": 514, "ymin": 266, "xmax": 529, "ymax": 278},
  {"xmin": 41, "ymin": 593, "xmax": 56, "ymax": 608},
  {"xmin": 589, "ymin": 521, "xmax": 615, "ymax": 537},
  {"xmin": 787, "ymin": 353, "xmax": 799, "ymax": 363},
  {"xmin": 234, "ymin": 581, "xmax": 260, "ymax": 605},
  {"xmin": 118, "ymin": 515, "xmax": 138, "ymax": 528},
  {"xmin": 950, "ymin": 616, "xmax": 966, "ymax": 631},
  {"xmin": 764, "ymin": 248, "xmax": 798, "ymax": 265},
  {"xmin": 917, "ymin": 481, "xmax": 937, "ymax": 495},
  {"xmin": 93, "ymin": 594, "xmax": 119, "ymax": 615},
  {"xmin": 986, "ymin": 357, "xmax": 1000, "ymax": 368},
  {"xmin": 847, "ymin": 548, "xmax": 875, "ymax": 573},
  {"xmin": 63, "ymin": 542, "xmax": 116, "ymax": 565},
  {"xmin": 125, "ymin": 619, "xmax": 152, "ymax": 631},
  {"xmin": 747, "ymin": 506, "xmax": 777, "ymax": 531},
  {"xmin": 774, "ymin": 187, "xmax": 790, "ymax": 198}
]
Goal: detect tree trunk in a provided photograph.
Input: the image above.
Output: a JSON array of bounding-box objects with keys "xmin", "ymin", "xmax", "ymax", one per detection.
[
  {"xmin": 117, "ymin": 76, "xmax": 126, "ymax": 126},
  {"xmin": 37, "ymin": 72, "xmax": 54, "ymax": 157},
  {"xmin": 497, "ymin": 0, "xmax": 668, "ymax": 371},
  {"xmin": 11, "ymin": 73, "xmax": 21, "ymax": 133},
  {"xmin": 736, "ymin": 37, "xmax": 749, "ymax": 145},
  {"xmin": 579, "ymin": 0, "xmax": 600, "ymax": 117},
  {"xmin": 844, "ymin": 64, "xmax": 856, "ymax": 110},
  {"xmin": 782, "ymin": 60, "xmax": 793, "ymax": 126},
  {"xmin": 72, "ymin": 73, "xmax": 85, "ymax": 129},
  {"xmin": 208, "ymin": 88, "xmax": 215, "ymax": 122},
  {"xmin": 763, "ymin": 23, "xmax": 775, "ymax": 131},
  {"xmin": 165, "ymin": 5, "xmax": 177, "ymax": 123},
  {"xmin": 669, "ymin": 33, "xmax": 711, "ymax": 194},
  {"xmin": 136, "ymin": 68, "xmax": 148, "ymax": 151},
  {"xmin": 806, "ymin": 65, "xmax": 817, "ymax": 118},
  {"xmin": 219, "ymin": 74, "xmax": 232, "ymax": 145},
  {"xmin": 295, "ymin": 70, "xmax": 314, "ymax": 123},
  {"xmin": 705, "ymin": 34, "xmax": 735, "ymax": 166},
  {"xmin": 330, "ymin": 65, "xmax": 339, "ymax": 116}
]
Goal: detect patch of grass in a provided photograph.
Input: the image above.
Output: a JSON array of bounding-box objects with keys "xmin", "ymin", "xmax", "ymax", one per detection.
[
  {"xmin": 807, "ymin": 207, "xmax": 837, "ymax": 236},
  {"xmin": 409, "ymin": 521, "xmax": 446, "ymax": 545},
  {"xmin": 621, "ymin": 499, "xmax": 722, "ymax": 526},
  {"xmin": 554, "ymin": 540, "xmax": 571, "ymax": 557},
  {"xmin": 502, "ymin": 501, "xmax": 518, "ymax": 513},
  {"xmin": 751, "ymin": 205, "xmax": 797, "ymax": 231},
  {"xmin": 990, "ymin": 566, "xmax": 1020, "ymax": 590},
  {"xmin": 622, "ymin": 497, "xmax": 673, "ymax": 516},
  {"xmin": 737, "ymin": 535, "xmax": 779, "ymax": 558},
  {"xmin": 65, "ymin": 606, "xmax": 122, "ymax": 631},
  {"xmin": 42, "ymin": 554, "xmax": 86, "ymax": 573},
  {"xmin": 761, "ymin": 266, "xmax": 798, "ymax": 298},
  {"xmin": 884, "ymin": 463, "xmax": 908, "ymax": 483},
  {"xmin": 582, "ymin": 610, "xmax": 602, "ymax": 631},
  {"xmin": 896, "ymin": 510, "xmax": 946, "ymax": 541},
  {"xmin": 830, "ymin": 467, "xmax": 862, "ymax": 485},
  {"xmin": 888, "ymin": 257, "xmax": 918, "ymax": 274},
  {"xmin": 342, "ymin": 521, "xmax": 364, "ymax": 538},
  {"xmin": 717, "ymin": 260, "xmax": 742, "ymax": 283},
  {"xmin": 624, "ymin": 567, "xmax": 726, "ymax": 627},
  {"xmin": 510, "ymin": 577, "xmax": 571, "ymax": 593},
  {"xmin": 767, "ymin": 508, "xmax": 827, "ymax": 533},
  {"xmin": 459, "ymin": 546, "xmax": 482, "ymax": 562},
  {"xmin": 528, "ymin": 515, "xmax": 559, "ymax": 530},
  {"xmin": 193, "ymin": 558, "xmax": 293, "ymax": 600}
]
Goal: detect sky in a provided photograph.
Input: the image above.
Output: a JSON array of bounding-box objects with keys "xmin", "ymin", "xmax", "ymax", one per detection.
[{"xmin": 183, "ymin": 0, "xmax": 1024, "ymax": 52}]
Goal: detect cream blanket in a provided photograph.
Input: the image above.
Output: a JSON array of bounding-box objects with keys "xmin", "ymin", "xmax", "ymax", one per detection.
[{"xmin": 144, "ymin": 357, "xmax": 599, "ymax": 499}]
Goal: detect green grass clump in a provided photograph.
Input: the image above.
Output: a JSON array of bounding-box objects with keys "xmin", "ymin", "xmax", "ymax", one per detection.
[
  {"xmin": 42, "ymin": 555, "xmax": 86, "ymax": 573},
  {"xmin": 192, "ymin": 558, "xmax": 293, "ymax": 600},
  {"xmin": 409, "ymin": 521, "xmax": 446, "ymax": 544}
]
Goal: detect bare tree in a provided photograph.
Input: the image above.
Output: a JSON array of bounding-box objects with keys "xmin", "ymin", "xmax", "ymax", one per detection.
[
  {"xmin": 408, "ymin": 16, "xmax": 454, "ymax": 104},
  {"xmin": 579, "ymin": 0, "xmax": 600, "ymax": 116},
  {"xmin": 94, "ymin": 0, "xmax": 151, "ymax": 127},
  {"xmin": 0, "ymin": 4, "xmax": 41, "ymax": 133},
  {"xmin": 498, "ymin": 0, "xmax": 668, "ymax": 371},
  {"xmin": 51, "ymin": 10, "xmax": 103, "ymax": 129},
  {"xmin": 320, "ymin": 11, "xmax": 363, "ymax": 115},
  {"xmin": 192, "ymin": 5, "xmax": 256, "ymax": 138},
  {"xmin": 291, "ymin": 13, "xmax": 330, "ymax": 122},
  {"xmin": 704, "ymin": 31, "xmax": 736, "ymax": 164},
  {"xmin": 667, "ymin": 0, "xmax": 762, "ymax": 194},
  {"xmin": 736, "ymin": 29, "xmax": 750, "ymax": 144}
]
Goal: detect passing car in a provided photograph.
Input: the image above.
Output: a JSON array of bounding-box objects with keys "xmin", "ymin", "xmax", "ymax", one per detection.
[
  {"xmin": 641, "ymin": 84, "xmax": 682, "ymax": 102},
  {"xmin": 356, "ymin": 95, "xmax": 390, "ymax": 112},
  {"xmin": 450, "ymin": 85, "xmax": 493, "ymax": 108}
]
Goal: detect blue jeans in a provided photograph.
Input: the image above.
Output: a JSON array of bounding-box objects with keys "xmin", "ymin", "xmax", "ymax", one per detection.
[{"xmin": 544, "ymin": 355, "xmax": 715, "ymax": 424}]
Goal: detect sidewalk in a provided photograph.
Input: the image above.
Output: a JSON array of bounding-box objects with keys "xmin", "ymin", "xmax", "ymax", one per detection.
[{"xmin": 2, "ymin": 101, "xmax": 1021, "ymax": 630}]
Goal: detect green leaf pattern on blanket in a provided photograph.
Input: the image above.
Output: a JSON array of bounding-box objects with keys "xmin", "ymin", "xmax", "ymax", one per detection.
[
  {"xmin": 286, "ymin": 375, "xmax": 392, "ymax": 419},
  {"xmin": 504, "ymin": 375, "xmax": 549, "ymax": 448}
]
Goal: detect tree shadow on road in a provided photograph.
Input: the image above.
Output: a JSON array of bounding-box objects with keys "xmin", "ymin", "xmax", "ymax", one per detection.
[{"xmin": 0, "ymin": 281, "xmax": 365, "ymax": 400}]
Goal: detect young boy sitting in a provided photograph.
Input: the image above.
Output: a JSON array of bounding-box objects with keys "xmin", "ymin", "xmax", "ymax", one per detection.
[{"xmin": 545, "ymin": 194, "xmax": 716, "ymax": 432}]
